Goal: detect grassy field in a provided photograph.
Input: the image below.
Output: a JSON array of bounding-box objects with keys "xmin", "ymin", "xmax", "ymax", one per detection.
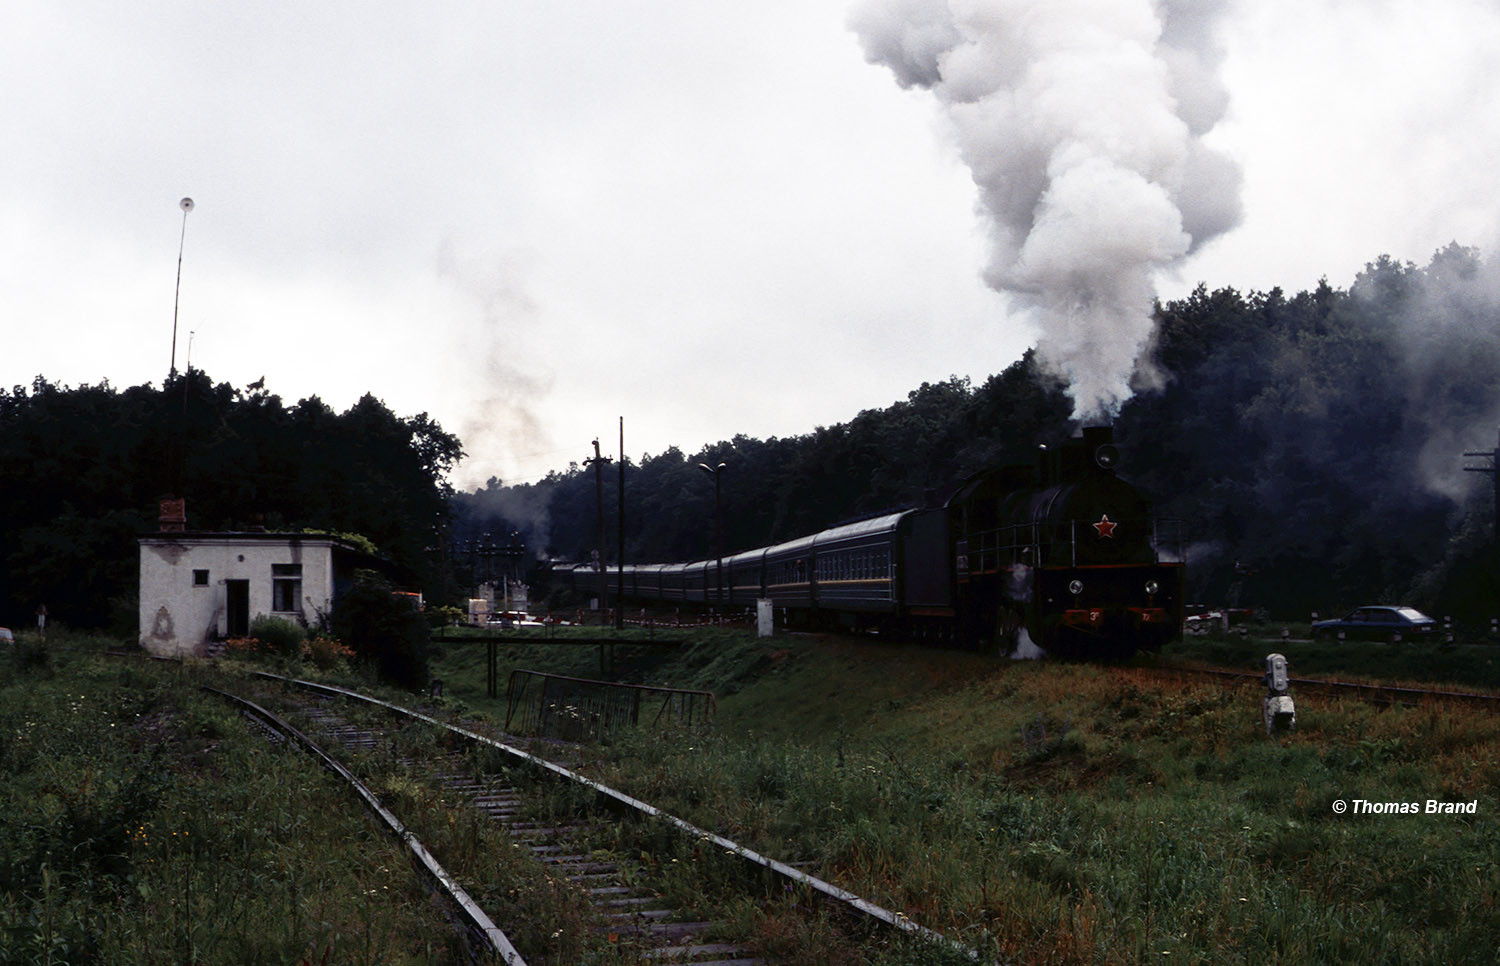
[
  {"xmin": 1167, "ymin": 625, "xmax": 1500, "ymax": 691},
  {"xmin": 0, "ymin": 632, "xmax": 668, "ymax": 965},
  {"xmin": 4, "ymin": 625, "xmax": 1498, "ymax": 964},
  {"xmin": 0, "ymin": 632, "xmax": 482, "ymax": 964},
  {"xmin": 429, "ymin": 624, "xmax": 1500, "ymax": 964}
]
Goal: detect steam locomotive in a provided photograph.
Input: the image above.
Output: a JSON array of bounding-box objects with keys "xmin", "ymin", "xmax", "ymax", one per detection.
[{"xmin": 565, "ymin": 427, "xmax": 1184, "ymax": 658}]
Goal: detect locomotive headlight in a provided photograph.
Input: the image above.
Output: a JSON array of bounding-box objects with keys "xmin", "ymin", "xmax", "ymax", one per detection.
[
  {"xmin": 1069, "ymin": 579, "xmax": 1084, "ymax": 596},
  {"xmin": 1145, "ymin": 579, "xmax": 1160, "ymax": 595}
]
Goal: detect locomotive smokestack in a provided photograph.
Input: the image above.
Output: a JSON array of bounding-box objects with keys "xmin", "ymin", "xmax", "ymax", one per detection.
[
  {"xmin": 1043, "ymin": 426, "xmax": 1119, "ymax": 485},
  {"xmin": 1084, "ymin": 425, "xmax": 1121, "ymax": 473}
]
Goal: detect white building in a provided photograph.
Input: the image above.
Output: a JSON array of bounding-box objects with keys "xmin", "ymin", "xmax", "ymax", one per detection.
[{"xmin": 137, "ymin": 532, "xmax": 375, "ymax": 657}]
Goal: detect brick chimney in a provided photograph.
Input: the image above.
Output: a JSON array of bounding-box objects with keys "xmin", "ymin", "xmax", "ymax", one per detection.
[{"xmin": 158, "ymin": 496, "xmax": 187, "ymax": 532}]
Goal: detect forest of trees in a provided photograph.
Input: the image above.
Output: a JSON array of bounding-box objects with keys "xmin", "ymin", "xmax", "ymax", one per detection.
[
  {"xmin": 0, "ymin": 370, "xmax": 462, "ymax": 634},
  {"xmin": 456, "ymin": 243, "xmax": 1500, "ymax": 624},
  {"xmin": 6, "ymin": 243, "xmax": 1500, "ymax": 634}
]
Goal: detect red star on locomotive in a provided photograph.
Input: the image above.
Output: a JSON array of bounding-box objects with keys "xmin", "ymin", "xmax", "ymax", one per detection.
[{"xmin": 1093, "ymin": 514, "xmax": 1117, "ymax": 538}]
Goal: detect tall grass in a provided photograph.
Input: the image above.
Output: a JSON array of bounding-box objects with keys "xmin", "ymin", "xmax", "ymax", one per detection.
[
  {"xmin": 495, "ymin": 635, "xmax": 1500, "ymax": 965},
  {"xmin": 0, "ymin": 632, "xmax": 494, "ymax": 964},
  {"xmin": 245, "ymin": 686, "xmax": 641, "ymax": 964},
  {"xmin": 15, "ymin": 623, "xmax": 1488, "ymax": 963}
]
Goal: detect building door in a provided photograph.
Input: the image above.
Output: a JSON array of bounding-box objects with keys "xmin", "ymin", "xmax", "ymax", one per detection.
[{"xmin": 226, "ymin": 580, "xmax": 250, "ymax": 637}]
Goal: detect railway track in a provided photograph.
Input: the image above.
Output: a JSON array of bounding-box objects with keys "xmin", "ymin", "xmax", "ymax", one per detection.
[
  {"xmin": 212, "ymin": 674, "xmax": 989, "ymax": 965},
  {"xmin": 207, "ymin": 686, "xmax": 529, "ymax": 963},
  {"xmin": 214, "ymin": 682, "xmax": 762, "ymax": 964},
  {"xmin": 1140, "ymin": 662, "xmax": 1500, "ymax": 710}
]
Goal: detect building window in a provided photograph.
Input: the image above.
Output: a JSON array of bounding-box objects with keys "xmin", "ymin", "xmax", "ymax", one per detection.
[
  {"xmin": 192, "ymin": 569, "xmax": 209, "ymax": 587},
  {"xmin": 272, "ymin": 564, "xmax": 302, "ymax": 612}
]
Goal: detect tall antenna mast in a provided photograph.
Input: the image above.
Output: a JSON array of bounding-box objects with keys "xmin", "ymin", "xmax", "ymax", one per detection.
[{"xmin": 170, "ymin": 197, "xmax": 194, "ymax": 379}]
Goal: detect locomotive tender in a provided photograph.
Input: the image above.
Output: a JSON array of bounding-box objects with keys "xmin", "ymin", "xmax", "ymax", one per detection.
[{"xmin": 571, "ymin": 427, "xmax": 1183, "ymax": 658}]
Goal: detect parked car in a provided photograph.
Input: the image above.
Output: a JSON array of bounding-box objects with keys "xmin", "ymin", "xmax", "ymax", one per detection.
[
  {"xmin": 1312, "ymin": 606, "xmax": 1437, "ymax": 641},
  {"xmin": 1184, "ymin": 606, "xmax": 1254, "ymax": 627}
]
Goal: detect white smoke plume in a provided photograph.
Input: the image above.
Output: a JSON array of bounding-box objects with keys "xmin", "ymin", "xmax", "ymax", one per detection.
[
  {"xmin": 437, "ymin": 242, "xmax": 557, "ymax": 494},
  {"xmin": 851, "ymin": 0, "xmax": 1242, "ymax": 418}
]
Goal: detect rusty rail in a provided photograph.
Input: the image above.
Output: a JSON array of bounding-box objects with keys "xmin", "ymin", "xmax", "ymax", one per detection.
[{"xmin": 504, "ymin": 669, "xmax": 716, "ymax": 739}]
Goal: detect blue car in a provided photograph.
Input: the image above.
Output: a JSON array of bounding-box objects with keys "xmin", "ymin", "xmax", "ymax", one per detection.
[{"xmin": 1312, "ymin": 606, "xmax": 1437, "ymax": 642}]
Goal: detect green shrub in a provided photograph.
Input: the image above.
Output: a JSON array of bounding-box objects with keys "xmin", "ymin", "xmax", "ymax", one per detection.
[
  {"xmin": 248, "ymin": 614, "xmax": 306, "ymax": 657},
  {"xmin": 329, "ymin": 573, "xmax": 429, "ymax": 690},
  {"xmin": 426, "ymin": 604, "xmax": 465, "ymax": 628}
]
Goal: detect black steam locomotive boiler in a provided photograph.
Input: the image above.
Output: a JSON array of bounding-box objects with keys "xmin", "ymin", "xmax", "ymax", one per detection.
[{"xmin": 949, "ymin": 426, "xmax": 1184, "ymax": 657}]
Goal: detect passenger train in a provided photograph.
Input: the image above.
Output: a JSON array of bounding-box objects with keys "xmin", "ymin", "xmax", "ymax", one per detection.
[{"xmin": 561, "ymin": 427, "xmax": 1184, "ymax": 658}]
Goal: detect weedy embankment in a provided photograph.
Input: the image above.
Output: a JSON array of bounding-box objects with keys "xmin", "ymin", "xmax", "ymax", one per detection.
[
  {"xmin": 0, "ymin": 631, "xmax": 468, "ymax": 964},
  {"xmin": 431, "ymin": 626, "xmax": 1500, "ymax": 964}
]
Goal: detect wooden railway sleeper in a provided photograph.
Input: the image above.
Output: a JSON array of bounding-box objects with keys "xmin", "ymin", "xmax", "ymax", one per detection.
[{"xmin": 434, "ymin": 764, "xmax": 763, "ymax": 963}]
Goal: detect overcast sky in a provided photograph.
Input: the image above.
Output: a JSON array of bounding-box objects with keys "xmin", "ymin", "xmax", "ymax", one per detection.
[{"xmin": 6, "ymin": 0, "xmax": 1499, "ymax": 489}]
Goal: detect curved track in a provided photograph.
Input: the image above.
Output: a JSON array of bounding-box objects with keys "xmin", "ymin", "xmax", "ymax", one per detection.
[
  {"xmin": 222, "ymin": 673, "xmax": 991, "ymax": 965},
  {"xmin": 204, "ymin": 686, "xmax": 528, "ymax": 964}
]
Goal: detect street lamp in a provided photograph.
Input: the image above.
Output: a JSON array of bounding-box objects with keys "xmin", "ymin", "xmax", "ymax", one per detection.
[{"xmin": 698, "ymin": 461, "xmax": 727, "ymax": 604}]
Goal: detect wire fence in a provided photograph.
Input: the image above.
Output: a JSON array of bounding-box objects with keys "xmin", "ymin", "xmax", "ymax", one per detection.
[{"xmin": 504, "ymin": 670, "xmax": 716, "ymax": 741}]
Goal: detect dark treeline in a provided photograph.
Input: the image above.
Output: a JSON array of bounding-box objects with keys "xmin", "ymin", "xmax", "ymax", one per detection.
[
  {"xmin": 8, "ymin": 244, "xmax": 1500, "ymax": 632},
  {"xmin": 0, "ymin": 370, "xmax": 462, "ymax": 633},
  {"xmin": 458, "ymin": 243, "xmax": 1500, "ymax": 623}
]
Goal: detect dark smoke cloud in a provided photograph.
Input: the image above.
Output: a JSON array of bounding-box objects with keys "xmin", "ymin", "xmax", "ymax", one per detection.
[
  {"xmin": 1372, "ymin": 244, "xmax": 1500, "ymax": 502},
  {"xmin": 461, "ymin": 478, "xmax": 553, "ymax": 561},
  {"xmin": 850, "ymin": 0, "xmax": 1243, "ymax": 419}
]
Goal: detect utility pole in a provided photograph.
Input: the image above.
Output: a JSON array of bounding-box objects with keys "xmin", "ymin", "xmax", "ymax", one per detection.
[
  {"xmin": 585, "ymin": 439, "xmax": 611, "ymax": 619},
  {"xmin": 699, "ymin": 461, "xmax": 727, "ymax": 604},
  {"xmin": 1464, "ymin": 427, "xmax": 1500, "ymax": 545},
  {"xmin": 616, "ymin": 417, "xmax": 625, "ymax": 630}
]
